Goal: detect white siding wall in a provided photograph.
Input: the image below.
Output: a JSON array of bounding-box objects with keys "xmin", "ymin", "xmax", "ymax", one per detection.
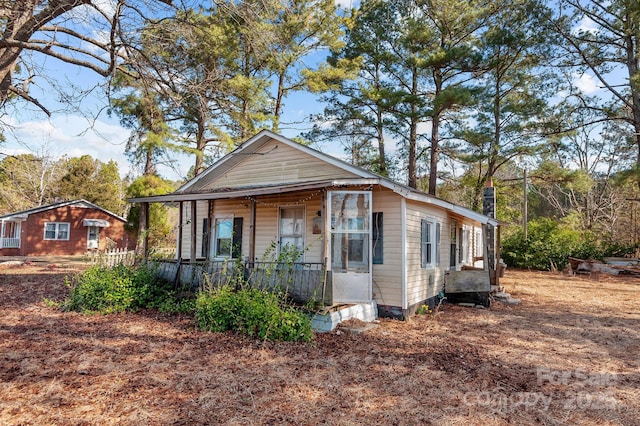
[
  {"xmin": 405, "ymin": 201, "xmax": 450, "ymax": 308},
  {"xmin": 194, "ymin": 201, "xmax": 208, "ymax": 258},
  {"xmin": 253, "ymin": 192, "xmax": 323, "ymax": 263},
  {"xmin": 371, "ymin": 189, "xmax": 403, "ymax": 308},
  {"xmin": 202, "ymin": 140, "xmax": 356, "ymax": 190},
  {"xmin": 179, "ymin": 202, "xmax": 190, "ymax": 258},
  {"xmin": 177, "ymin": 192, "xmax": 324, "ymax": 263}
]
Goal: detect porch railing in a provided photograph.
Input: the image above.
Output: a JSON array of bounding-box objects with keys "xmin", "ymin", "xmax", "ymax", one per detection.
[
  {"xmin": 150, "ymin": 259, "xmax": 332, "ymax": 306},
  {"xmin": 0, "ymin": 237, "xmax": 20, "ymax": 249}
]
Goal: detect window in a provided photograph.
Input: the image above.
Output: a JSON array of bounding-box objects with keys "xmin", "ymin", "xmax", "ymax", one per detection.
[
  {"xmin": 372, "ymin": 212, "xmax": 383, "ymax": 264},
  {"xmin": 421, "ymin": 219, "xmax": 441, "ymax": 268},
  {"xmin": 330, "ymin": 192, "xmax": 371, "ymax": 273},
  {"xmin": 215, "ymin": 219, "xmax": 232, "ymax": 257},
  {"xmin": 421, "ymin": 219, "xmax": 432, "ymax": 268},
  {"xmin": 214, "ymin": 218, "xmax": 243, "ymax": 258},
  {"xmin": 450, "ymin": 220, "xmax": 458, "ymax": 268},
  {"xmin": 44, "ymin": 222, "xmax": 69, "ymax": 240},
  {"xmin": 459, "ymin": 227, "xmax": 470, "ymax": 264},
  {"xmin": 279, "ymin": 207, "xmax": 305, "ymax": 260},
  {"xmin": 474, "ymin": 229, "xmax": 483, "ymax": 261}
]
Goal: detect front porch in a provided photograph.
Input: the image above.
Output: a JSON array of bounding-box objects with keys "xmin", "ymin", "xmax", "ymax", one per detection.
[
  {"xmin": 152, "ymin": 258, "xmax": 333, "ymax": 306},
  {"xmin": 1, "ymin": 220, "xmax": 21, "ymax": 249},
  {"xmin": 149, "ymin": 257, "xmax": 380, "ymax": 331}
]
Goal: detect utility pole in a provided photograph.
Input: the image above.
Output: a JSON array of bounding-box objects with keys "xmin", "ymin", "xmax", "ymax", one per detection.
[{"xmin": 523, "ymin": 168, "xmax": 528, "ymax": 240}]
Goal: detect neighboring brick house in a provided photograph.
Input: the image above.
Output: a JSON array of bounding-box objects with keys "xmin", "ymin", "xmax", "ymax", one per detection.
[{"xmin": 0, "ymin": 199, "xmax": 133, "ymax": 256}]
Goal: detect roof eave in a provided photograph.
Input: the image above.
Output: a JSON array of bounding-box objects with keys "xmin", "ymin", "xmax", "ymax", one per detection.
[{"xmin": 129, "ymin": 178, "xmax": 382, "ymax": 204}]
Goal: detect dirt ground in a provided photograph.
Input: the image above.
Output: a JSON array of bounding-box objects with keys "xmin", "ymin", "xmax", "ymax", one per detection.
[{"xmin": 0, "ymin": 261, "xmax": 638, "ymax": 425}]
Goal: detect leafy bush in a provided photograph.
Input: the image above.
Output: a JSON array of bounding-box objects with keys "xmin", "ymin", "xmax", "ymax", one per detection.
[
  {"xmin": 196, "ymin": 285, "xmax": 313, "ymax": 342},
  {"xmin": 63, "ymin": 264, "xmax": 194, "ymax": 314}
]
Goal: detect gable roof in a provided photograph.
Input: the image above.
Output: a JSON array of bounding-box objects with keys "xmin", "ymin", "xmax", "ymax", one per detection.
[
  {"xmin": 0, "ymin": 199, "xmax": 126, "ymax": 222},
  {"xmin": 130, "ymin": 129, "xmax": 497, "ymax": 226},
  {"xmin": 177, "ymin": 130, "xmax": 375, "ymax": 193}
]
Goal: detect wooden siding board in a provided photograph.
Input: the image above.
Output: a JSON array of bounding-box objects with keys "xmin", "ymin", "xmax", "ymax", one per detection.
[
  {"xmin": 404, "ymin": 200, "xmax": 450, "ymax": 307},
  {"xmin": 198, "ymin": 140, "xmax": 357, "ymax": 190},
  {"xmin": 253, "ymin": 192, "xmax": 323, "ymax": 263},
  {"xmin": 180, "ymin": 203, "xmax": 190, "ymax": 259},
  {"xmin": 370, "ymin": 189, "xmax": 403, "ymax": 308}
]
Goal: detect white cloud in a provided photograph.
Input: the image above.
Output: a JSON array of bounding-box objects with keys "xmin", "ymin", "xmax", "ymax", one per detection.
[
  {"xmin": 3, "ymin": 115, "xmax": 193, "ymax": 181},
  {"xmin": 4, "ymin": 115, "xmax": 132, "ymax": 177},
  {"xmin": 573, "ymin": 73, "xmax": 599, "ymax": 94},
  {"xmin": 573, "ymin": 17, "xmax": 599, "ymax": 35},
  {"xmin": 335, "ymin": 0, "xmax": 358, "ymax": 9}
]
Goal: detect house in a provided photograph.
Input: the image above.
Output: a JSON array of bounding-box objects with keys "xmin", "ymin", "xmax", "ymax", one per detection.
[
  {"xmin": 0, "ymin": 199, "xmax": 133, "ymax": 256},
  {"xmin": 129, "ymin": 130, "xmax": 499, "ymax": 320}
]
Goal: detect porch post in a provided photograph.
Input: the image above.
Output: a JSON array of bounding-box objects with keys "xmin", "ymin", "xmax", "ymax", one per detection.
[
  {"xmin": 1, "ymin": 219, "xmax": 4, "ymax": 249},
  {"xmin": 136, "ymin": 202, "xmax": 149, "ymax": 260},
  {"xmin": 190, "ymin": 200, "xmax": 197, "ymax": 262},
  {"xmin": 495, "ymin": 224, "xmax": 501, "ymax": 288},
  {"xmin": 176, "ymin": 201, "xmax": 183, "ymax": 260},
  {"xmin": 249, "ymin": 199, "xmax": 256, "ymax": 261}
]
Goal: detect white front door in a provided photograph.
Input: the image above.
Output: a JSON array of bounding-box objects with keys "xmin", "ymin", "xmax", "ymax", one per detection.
[
  {"xmin": 328, "ymin": 191, "xmax": 372, "ymax": 303},
  {"xmin": 87, "ymin": 226, "xmax": 99, "ymax": 249}
]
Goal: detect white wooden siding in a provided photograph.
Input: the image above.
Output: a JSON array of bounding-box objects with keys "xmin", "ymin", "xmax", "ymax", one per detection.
[
  {"xmin": 179, "ymin": 202, "xmax": 190, "ymax": 258},
  {"xmin": 370, "ymin": 189, "xmax": 403, "ymax": 308},
  {"xmin": 253, "ymin": 192, "xmax": 323, "ymax": 263},
  {"xmin": 404, "ymin": 200, "xmax": 450, "ymax": 308},
  {"xmin": 194, "ymin": 201, "xmax": 208, "ymax": 258},
  {"xmin": 199, "ymin": 139, "xmax": 357, "ymax": 190}
]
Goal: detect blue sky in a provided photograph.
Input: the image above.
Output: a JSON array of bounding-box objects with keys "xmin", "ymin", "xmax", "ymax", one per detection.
[
  {"xmin": 2, "ymin": 86, "xmax": 330, "ymax": 181},
  {"xmin": 1, "ymin": 0, "xmax": 356, "ymax": 182},
  {"xmin": 1, "ymin": 59, "xmax": 336, "ymax": 181},
  {"xmin": 1, "ymin": 1, "xmax": 609, "ymax": 182}
]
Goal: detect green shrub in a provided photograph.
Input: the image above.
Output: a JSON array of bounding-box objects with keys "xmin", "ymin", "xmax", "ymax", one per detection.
[
  {"xmin": 502, "ymin": 217, "xmax": 601, "ymax": 270},
  {"xmin": 196, "ymin": 285, "xmax": 313, "ymax": 342},
  {"xmin": 63, "ymin": 264, "xmax": 194, "ymax": 314}
]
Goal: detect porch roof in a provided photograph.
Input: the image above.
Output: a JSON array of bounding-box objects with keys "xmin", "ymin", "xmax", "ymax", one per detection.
[
  {"xmin": 128, "ymin": 178, "xmax": 379, "ymax": 203},
  {"xmin": 0, "ymin": 214, "xmax": 28, "ymax": 222},
  {"xmin": 83, "ymin": 218, "xmax": 111, "ymax": 227},
  {"xmin": 129, "ymin": 177, "xmax": 499, "ymax": 226}
]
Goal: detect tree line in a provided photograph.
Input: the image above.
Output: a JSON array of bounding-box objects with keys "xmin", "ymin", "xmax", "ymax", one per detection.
[
  {"xmin": 0, "ymin": 153, "xmax": 127, "ymax": 215},
  {"xmin": 2, "ymin": 0, "xmax": 640, "ymax": 265}
]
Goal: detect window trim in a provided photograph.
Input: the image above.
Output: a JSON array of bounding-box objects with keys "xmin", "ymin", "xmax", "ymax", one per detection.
[
  {"xmin": 214, "ymin": 218, "xmax": 233, "ymax": 258},
  {"xmin": 44, "ymin": 222, "xmax": 70, "ymax": 241},
  {"xmin": 421, "ymin": 219, "xmax": 433, "ymax": 268},
  {"xmin": 212, "ymin": 217, "xmax": 243, "ymax": 259},
  {"xmin": 421, "ymin": 218, "xmax": 441, "ymax": 269}
]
